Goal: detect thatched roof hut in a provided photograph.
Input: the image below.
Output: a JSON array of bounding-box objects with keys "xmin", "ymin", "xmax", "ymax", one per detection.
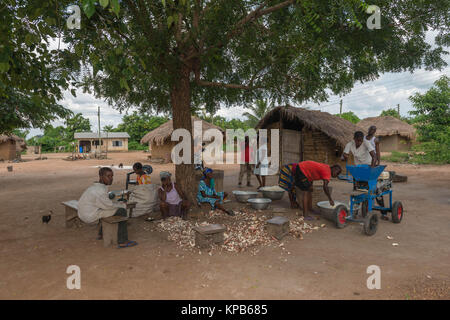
[
  {"xmin": 357, "ymin": 116, "xmax": 416, "ymax": 140},
  {"xmin": 357, "ymin": 116, "xmax": 416, "ymax": 152},
  {"xmin": 256, "ymin": 105, "xmax": 360, "ymax": 166},
  {"xmin": 141, "ymin": 117, "xmax": 224, "ymax": 145},
  {"xmin": 0, "ymin": 134, "xmax": 26, "ymax": 160},
  {"xmin": 141, "ymin": 117, "xmax": 224, "ymax": 162}
]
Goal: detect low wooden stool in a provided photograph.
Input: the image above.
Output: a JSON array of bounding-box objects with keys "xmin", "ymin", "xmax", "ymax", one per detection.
[
  {"xmin": 266, "ymin": 216, "xmax": 290, "ymax": 240},
  {"xmin": 193, "ymin": 224, "xmax": 226, "ymax": 248},
  {"xmin": 101, "ymin": 216, "xmax": 129, "ymax": 247}
]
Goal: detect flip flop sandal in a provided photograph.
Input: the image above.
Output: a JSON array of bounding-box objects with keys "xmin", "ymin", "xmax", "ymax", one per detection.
[
  {"xmin": 304, "ymin": 216, "xmax": 314, "ymax": 221},
  {"xmin": 118, "ymin": 240, "xmax": 138, "ymax": 249},
  {"xmin": 145, "ymin": 217, "xmax": 155, "ymax": 222},
  {"xmin": 381, "ymin": 215, "xmax": 389, "ymax": 221}
]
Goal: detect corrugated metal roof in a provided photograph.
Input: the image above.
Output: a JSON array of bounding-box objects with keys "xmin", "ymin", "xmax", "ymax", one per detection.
[{"xmin": 74, "ymin": 132, "xmax": 130, "ymax": 139}]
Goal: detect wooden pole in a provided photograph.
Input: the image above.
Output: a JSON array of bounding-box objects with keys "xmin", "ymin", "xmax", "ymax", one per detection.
[{"xmin": 340, "ymin": 99, "xmax": 343, "ymax": 114}]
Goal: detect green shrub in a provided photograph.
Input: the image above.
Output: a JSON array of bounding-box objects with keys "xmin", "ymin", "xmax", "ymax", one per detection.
[{"xmin": 381, "ymin": 151, "xmax": 410, "ymax": 163}]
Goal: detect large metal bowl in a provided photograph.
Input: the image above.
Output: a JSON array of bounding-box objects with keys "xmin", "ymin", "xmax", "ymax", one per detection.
[
  {"xmin": 259, "ymin": 187, "xmax": 285, "ymax": 200},
  {"xmin": 247, "ymin": 198, "xmax": 272, "ymax": 210},
  {"xmin": 232, "ymin": 190, "xmax": 259, "ymax": 203},
  {"xmin": 317, "ymin": 201, "xmax": 350, "ymax": 221}
]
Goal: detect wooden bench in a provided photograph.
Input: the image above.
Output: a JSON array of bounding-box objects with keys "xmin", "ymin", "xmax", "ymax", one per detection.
[
  {"xmin": 101, "ymin": 216, "xmax": 129, "ymax": 247},
  {"xmin": 193, "ymin": 224, "xmax": 226, "ymax": 248},
  {"xmin": 61, "ymin": 200, "xmax": 81, "ymax": 228}
]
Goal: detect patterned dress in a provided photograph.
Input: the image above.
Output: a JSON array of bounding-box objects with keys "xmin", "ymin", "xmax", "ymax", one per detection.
[
  {"xmin": 197, "ymin": 178, "xmax": 224, "ymax": 209},
  {"xmin": 136, "ymin": 174, "xmax": 151, "ymax": 185},
  {"xmin": 278, "ymin": 163, "xmax": 298, "ymax": 200}
]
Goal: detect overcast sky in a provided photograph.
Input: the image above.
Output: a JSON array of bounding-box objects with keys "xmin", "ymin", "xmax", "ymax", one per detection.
[{"xmin": 27, "ymin": 31, "xmax": 449, "ymax": 138}]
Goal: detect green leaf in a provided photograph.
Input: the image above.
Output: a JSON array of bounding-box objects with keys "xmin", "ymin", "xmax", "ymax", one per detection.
[
  {"xmin": 167, "ymin": 15, "xmax": 174, "ymax": 28},
  {"xmin": 70, "ymin": 89, "xmax": 77, "ymax": 97},
  {"xmin": 110, "ymin": 0, "xmax": 120, "ymax": 17},
  {"xmin": 162, "ymin": 0, "xmax": 166, "ymax": 7},
  {"xmin": 0, "ymin": 62, "xmax": 9, "ymax": 73},
  {"xmin": 120, "ymin": 78, "xmax": 130, "ymax": 91},
  {"xmin": 82, "ymin": 0, "xmax": 96, "ymax": 18},
  {"xmin": 99, "ymin": 0, "xmax": 109, "ymax": 8}
]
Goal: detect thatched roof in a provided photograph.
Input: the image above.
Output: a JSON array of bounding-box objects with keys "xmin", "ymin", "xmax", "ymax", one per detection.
[
  {"xmin": 256, "ymin": 105, "xmax": 360, "ymax": 148},
  {"xmin": 140, "ymin": 117, "xmax": 225, "ymax": 145},
  {"xmin": 357, "ymin": 116, "xmax": 416, "ymax": 140},
  {"xmin": 0, "ymin": 134, "xmax": 26, "ymax": 152}
]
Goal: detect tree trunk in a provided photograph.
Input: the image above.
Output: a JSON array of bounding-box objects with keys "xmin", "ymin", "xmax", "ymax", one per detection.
[{"xmin": 170, "ymin": 64, "xmax": 196, "ymax": 203}]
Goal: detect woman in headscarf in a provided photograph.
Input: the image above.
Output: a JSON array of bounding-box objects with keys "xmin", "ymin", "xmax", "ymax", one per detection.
[{"xmin": 197, "ymin": 168, "xmax": 234, "ymax": 216}]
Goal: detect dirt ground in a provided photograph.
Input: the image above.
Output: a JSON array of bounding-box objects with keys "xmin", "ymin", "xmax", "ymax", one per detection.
[{"xmin": 0, "ymin": 152, "xmax": 449, "ymax": 300}]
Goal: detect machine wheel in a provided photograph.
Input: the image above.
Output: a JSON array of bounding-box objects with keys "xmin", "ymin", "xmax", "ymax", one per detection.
[
  {"xmin": 363, "ymin": 212, "xmax": 379, "ymax": 236},
  {"xmin": 391, "ymin": 201, "xmax": 403, "ymax": 224},
  {"xmin": 334, "ymin": 205, "xmax": 348, "ymax": 229}
]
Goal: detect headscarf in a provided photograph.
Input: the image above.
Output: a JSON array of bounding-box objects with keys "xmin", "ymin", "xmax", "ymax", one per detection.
[
  {"xmin": 160, "ymin": 171, "xmax": 172, "ymax": 179},
  {"xmin": 202, "ymin": 167, "xmax": 213, "ymax": 179}
]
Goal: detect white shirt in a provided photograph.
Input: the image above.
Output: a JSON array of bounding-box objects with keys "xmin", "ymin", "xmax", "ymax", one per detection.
[
  {"xmin": 78, "ymin": 183, "xmax": 125, "ymax": 224},
  {"xmin": 364, "ymin": 136, "xmax": 377, "ymax": 155},
  {"xmin": 344, "ymin": 140, "xmax": 375, "ymax": 165}
]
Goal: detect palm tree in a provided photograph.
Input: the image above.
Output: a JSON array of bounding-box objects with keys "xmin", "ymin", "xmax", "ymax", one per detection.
[{"xmin": 243, "ymin": 100, "xmax": 274, "ymax": 127}]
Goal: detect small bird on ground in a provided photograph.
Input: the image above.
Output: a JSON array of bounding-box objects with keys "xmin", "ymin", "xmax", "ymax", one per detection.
[
  {"xmin": 118, "ymin": 163, "xmax": 123, "ymax": 168},
  {"xmin": 42, "ymin": 210, "xmax": 53, "ymax": 224}
]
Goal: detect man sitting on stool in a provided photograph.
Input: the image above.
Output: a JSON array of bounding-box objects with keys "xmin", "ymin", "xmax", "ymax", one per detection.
[{"xmin": 78, "ymin": 167, "xmax": 137, "ymax": 248}]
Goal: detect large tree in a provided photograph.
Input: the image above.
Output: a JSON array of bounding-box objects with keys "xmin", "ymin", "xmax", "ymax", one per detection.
[
  {"xmin": 409, "ymin": 75, "xmax": 450, "ymax": 163},
  {"xmin": 42, "ymin": 0, "xmax": 450, "ymax": 198}
]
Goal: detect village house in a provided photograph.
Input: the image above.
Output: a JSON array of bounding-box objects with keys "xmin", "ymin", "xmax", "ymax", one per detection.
[{"xmin": 74, "ymin": 132, "xmax": 130, "ymax": 153}]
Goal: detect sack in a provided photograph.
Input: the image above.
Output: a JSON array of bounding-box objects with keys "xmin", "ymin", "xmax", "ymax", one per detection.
[
  {"xmin": 294, "ymin": 166, "xmax": 312, "ymax": 191},
  {"xmin": 128, "ymin": 184, "xmax": 160, "ymax": 217}
]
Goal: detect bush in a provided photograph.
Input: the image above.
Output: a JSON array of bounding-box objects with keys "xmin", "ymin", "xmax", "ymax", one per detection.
[
  {"xmin": 128, "ymin": 140, "xmax": 148, "ymax": 151},
  {"xmin": 381, "ymin": 151, "xmax": 410, "ymax": 163}
]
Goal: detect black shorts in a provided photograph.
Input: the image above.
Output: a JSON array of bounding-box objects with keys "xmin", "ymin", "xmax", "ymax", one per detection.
[{"xmin": 294, "ymin": 166, "xmax": 312, "ymax": 191}]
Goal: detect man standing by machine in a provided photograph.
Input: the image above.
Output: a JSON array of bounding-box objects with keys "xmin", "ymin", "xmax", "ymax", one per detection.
[
  {"xmin": 365, "ymin": 126, "xmax": 381, "ymax": 166},
  {"xmin": 342, "ymin": 131, "xmax": 377, "ymax": 167}
]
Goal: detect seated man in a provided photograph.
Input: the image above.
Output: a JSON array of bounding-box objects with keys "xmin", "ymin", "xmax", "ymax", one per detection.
[
  {"xmin": 133, "ymin": 162, "xmax": 151, "ymax": 185},
  {"xmin": 78, "ymin": 167, "xmax": 137, "ymax": 248},
  {"xmin": 342, "ymin": 131, "xmax": 377, "ymax": 167},
  {"xmin": 293, "ymin": 161, "xmax": 342, "ymax": 220},
  {"xmin": 158, "ymin": 171, "xmax": 191, "ymax": 220}
]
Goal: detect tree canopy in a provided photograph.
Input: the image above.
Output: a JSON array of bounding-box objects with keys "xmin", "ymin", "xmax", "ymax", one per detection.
[
  {"xmin": 409, "ymin": 75, "xmax": 450, "ymax": 163},
  {"xmin": 335, "ymin": 111, "xmax": 360, "ymax": 124}
]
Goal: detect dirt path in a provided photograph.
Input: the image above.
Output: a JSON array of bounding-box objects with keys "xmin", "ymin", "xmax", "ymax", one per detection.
[{"xmin": 0, "ymin": 152, "xmax": 449, "ymax": 299}]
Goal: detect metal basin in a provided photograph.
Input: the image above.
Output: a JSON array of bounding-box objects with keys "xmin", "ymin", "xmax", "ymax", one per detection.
[
  {"xmin": 232, "ymin": 190, "xmax": 259, "ymax": 203},
  {"xmin": 317, "ymin": 201, "xmax": 350, "ymax": 221},
  {"xmin": 259, "ymin": 187, "xmax": 285, "ymax": 200},
  {"xmin": 248, "ymin": 198, "xmax": 272, "ymax": 210}
]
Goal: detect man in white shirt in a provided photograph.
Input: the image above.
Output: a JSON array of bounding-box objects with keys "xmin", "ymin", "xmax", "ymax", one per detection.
[
  {"xmin": 342, "ymin": 131, "xmax": 377, "ymax": 167},
  {"xmin": 365, "ymin": 125, "xmax": 381, "ymax": 166},
  {"xmin": 78, "ymin": 167, "xmax": 137, "ymax": 248}
]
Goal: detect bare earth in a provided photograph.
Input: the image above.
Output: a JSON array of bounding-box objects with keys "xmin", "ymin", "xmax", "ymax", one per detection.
[{"xmin": 0, "ymin": 152, "xmax": 449, "ymax": 300}]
